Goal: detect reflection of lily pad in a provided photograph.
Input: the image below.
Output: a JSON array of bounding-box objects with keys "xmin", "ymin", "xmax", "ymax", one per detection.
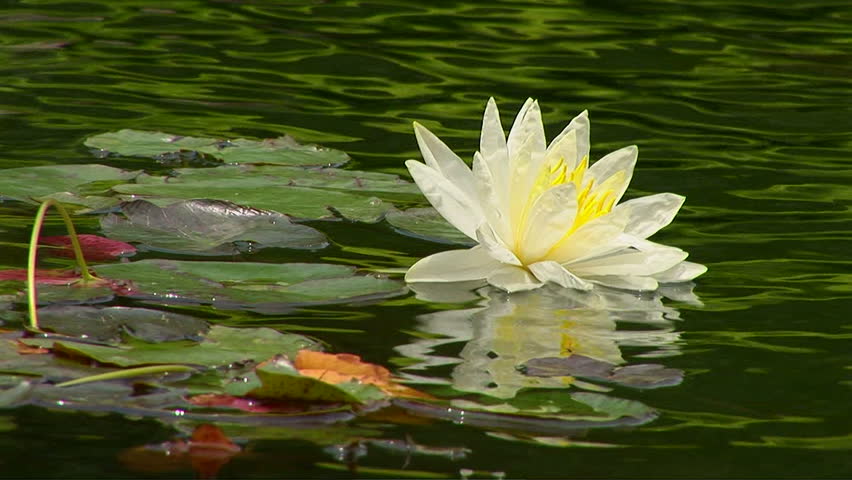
[
  {"xmin": 26, "ymin": 325, "xmax": 317, "ymax": 368},
  {"xmin": 100, "ymin": 200, "xmax": 329, "ymax": 255},
  {"xmin": 520, "ymin": 355, "xmax": 684, "ymax": 389},
  {"xmin": 38, "ymin": 305, "xmax": 210, "ymax": 343},
  {"xmin": 93, "ymin": 259, "xmax": 404, "ymax": 311},
  {"xmin": 385, "ymin": 207, "xmax": 474, "ymax": 245},
  {"xmin": 110, "ymin": 164, "xmax": 421, "ymax": 222},
  {"xmin": 394, "ymin": 389, "xmax": 657, "ymax": 435},
  {"xmin": 0, "ymin": 164, "xmax": 137, "ymax": 209},
  {"xmin": 85, "ymin": 130, "xmax": 350, "ymax": 167}
]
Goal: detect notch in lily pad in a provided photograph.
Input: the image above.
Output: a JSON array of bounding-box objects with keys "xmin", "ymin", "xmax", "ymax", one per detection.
[{"xmin": 84, "ymin": 129, "xmax": 350, "ymax": 167}]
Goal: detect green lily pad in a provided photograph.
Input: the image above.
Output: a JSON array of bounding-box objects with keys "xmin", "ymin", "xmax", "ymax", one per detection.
[
  {"xmin": 0, "ymin": 164, "xmax": 138, "ymax": 209},
  {"xmin": 110, "ymin": 164, "xmax": 421, "ymax": 222},
  {"xmin": 226, "ymin": 357, "xmax": 386, "ymax": 404},
  {"xmin": 93, "ymin": 259, "xmax": 404, "ymax": 311},
  {"xmin": 100, "ymin": 199, "xmax": 329, "ymax": 255},
  {"xmin": 38, "ymin": 305, "xmax": 210, "ymax": 344},
  {"xmin": 25, "ymin": 325, "xmax": 318, "ymax": 368},
  {"xmin": 385, "ymin": 207, "xmax": 474, "ymax": 245},
  {"xmin": 0, "ymin": 338, "xmax": 95, "ymax": 380},
  {"xmin": 85, "ymin": 130, "xmax": 350, "ymax": 167}
]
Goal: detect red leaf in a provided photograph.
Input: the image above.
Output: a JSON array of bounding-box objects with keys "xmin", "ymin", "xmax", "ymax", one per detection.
[
  {"xmin": 40, "ymin": 234, "xmax": 136, "ymax": 261},
  {"xmin": 188, "ymin": 393, "xmax": 319, "ymax": 414},
  {"xmin": 0, "ymin": 269, "xmax": 83, "ymax": 285}
]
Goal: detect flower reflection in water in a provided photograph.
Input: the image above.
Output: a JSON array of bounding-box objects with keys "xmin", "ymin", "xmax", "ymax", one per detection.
[{"xmin": 398, "ymin": 283, "xmax": 699, "ymax": 400}]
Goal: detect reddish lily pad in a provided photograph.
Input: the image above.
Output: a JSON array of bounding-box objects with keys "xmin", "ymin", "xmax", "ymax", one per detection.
[{"xmin": 40, "ymin": 234, "xmax": 136, "ymax": 261}]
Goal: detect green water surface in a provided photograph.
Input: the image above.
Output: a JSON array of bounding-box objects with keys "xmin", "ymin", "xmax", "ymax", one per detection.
[{"xmin": 0, "ymin": 0, "xmax": 850, "ymax": 478}]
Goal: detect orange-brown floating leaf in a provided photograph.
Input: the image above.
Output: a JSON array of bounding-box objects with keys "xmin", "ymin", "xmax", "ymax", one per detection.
[
  {"xmin": 294, "ymin": 350, "xmax": 433, "ymax": 400},
  {"xmin": 40, "ymin": 234, "xmax": 136, "ymax": 261},
  {"xmin": 15, "ymin": 340, "xmax": 49, "ymax": 355}
]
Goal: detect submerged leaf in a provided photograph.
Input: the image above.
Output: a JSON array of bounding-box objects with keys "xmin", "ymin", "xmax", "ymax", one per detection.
[
  {"xmin": 85, "ymin": 129, "xmax": 349, "ymax": 167},
  {"xmin": 100, "ymin": 199, "xmax": 328, "ymax": 255}
]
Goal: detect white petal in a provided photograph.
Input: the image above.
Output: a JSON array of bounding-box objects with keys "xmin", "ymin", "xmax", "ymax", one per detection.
[
  {"xmin": 518, "ymin": 183, "xmax": 577, "ymax": 263},
  {"xmin": 528, "ymin": 261, "xmax": 593, "ymax": 290},
  {"xmin": 586, "ymin": 275, "xmax": 659, "ymax": 291},
  {"xmin": 472, "ymin": 152, "xmax": 513, "ymax": 245},
  {"xmin": 543, "ymin": 129, "xmax": 578, "ymax": 172},
  {"xmin": 507, "ymin": 99, "xmax": 546, "ymax": 159},
  {"xmin": 476, "ymin": 224, "xmax": 522, "ymax": 266},
  {"xmin": 406, "ymin": 160, "xmax": 483, "ymax": 240},
  {"xmin": 480, "ymin": 97, "xmax": 507, "ymax": 161},
  {"xmin": 653, "ymin": 261, "xmax": 707, "ymax": 283},
  {"xmin": 588, "ymin": 145, "xmax": 637, "ymax": 203},
  {"xmin": 569, "ymin": 246, "xmax": 688, "ymax": 277},
  {"xmin": 486, "ymin": 265, "xmax": 543, "ymax": 293},
  {"xmin": 413, "ymin": 122, "xmax": 477, "ymax": 194},
  {"xmin": 548, "ymin": 207, "xmax": 631, "ymax": 263},
  {"xmin": 549, "ymin": 110, "xmax": 589, "ymax": 170},
  {"xmin": 613, "ymin": 193, "xmax": 685, "ymax": 240},
  {"xmin": 405, "ymin": 246, "xmax": 501, "ymax": 283}
]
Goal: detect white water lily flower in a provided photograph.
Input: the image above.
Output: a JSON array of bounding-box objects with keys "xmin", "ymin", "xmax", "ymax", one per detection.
[{"xmin": 405, "ymin": 98, "xmax": 707, "ymax": 293}]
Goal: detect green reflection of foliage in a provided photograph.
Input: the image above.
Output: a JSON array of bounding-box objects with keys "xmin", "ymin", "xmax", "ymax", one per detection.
[{"xmin": 732, "ymin": 434, "xmax": 852, "ymax": 450}]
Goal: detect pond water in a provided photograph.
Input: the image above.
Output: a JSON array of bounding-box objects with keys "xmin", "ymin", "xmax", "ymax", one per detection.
[{"xmin": 0, "ymin": 0, "xmax": 850, "ymax": 478}]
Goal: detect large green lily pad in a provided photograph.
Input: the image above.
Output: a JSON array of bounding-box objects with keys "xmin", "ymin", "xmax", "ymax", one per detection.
[
  {"xmin": 38, "ymin": 305, "xmax": 210, "ymax": 344},
  {"xmin": 0, "ymin": 164, "xmax": 138, "ymax": 209},
  {"xmin": 110, "ymin": 164, "xmax": 422, "ymax": 222},
  {"xmin": 23, "ymin": 325, "xmax": 317, "ymax": 368},
  {"xmin": 100, "ymin": 199, "xmax": 329, "ymax": 255},
  {"xmin": 85, "ymin": 129, "xmax": 350, "ymax": 167},
  {"xmin": 93, "ymin": 259, "xmax": 404, "ymax": 311}
]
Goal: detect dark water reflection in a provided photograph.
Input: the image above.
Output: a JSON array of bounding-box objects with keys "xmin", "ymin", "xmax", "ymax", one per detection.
[{"xmin": 0, "ymin": 0, "xmax": 850, "ymax": 477}]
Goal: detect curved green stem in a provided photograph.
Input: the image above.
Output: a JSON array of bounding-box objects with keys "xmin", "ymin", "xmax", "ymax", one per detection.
[
  {"xmin": 27, "ymin": 200, "xmax": 96, "ymax": 331},
  {"xmin": 56, "ymin": 365, "xmax": 198, "ymax": 388}
]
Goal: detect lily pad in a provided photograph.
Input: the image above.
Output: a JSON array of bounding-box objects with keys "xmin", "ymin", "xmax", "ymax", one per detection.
[
  {"xmin": 229, "ymin": 356, "xmax": 386, "ymax": 404},
  {"xmin": 385, "ymin": 207, "xmax": 474, "ymax": 245},
  {"xmin": 0, "ymin": 164, "xmax": 138, "ymax": 209},
  {"xmin": 25, "ymin": 325, "xmax": 318, "ymax": 368},
  {"xmin": 110, "ymin": 164, "xmax": 421, "ymax": 222},
  {"xmin": 85, "ymin": 129, "xmax": 350, "ymax": 167},
  {"xmin": 100, "ymin": 199, "xmax": 328, "ymax": 255},
  {"xmin": 38, "ymin": 305, "xmax": 210, "ymax": 343},
  {"xmin": 93, "ymin": 259, "xmax": 404, "ymax": 311}
]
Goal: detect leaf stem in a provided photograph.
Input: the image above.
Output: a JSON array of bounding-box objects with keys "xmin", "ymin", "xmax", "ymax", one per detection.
[
  {"xmin": 27, "ymin": 200, "xmax": 97, "ymax": 331},
  {"xmin": 56, "ymin": 365, "xmax": 198, "ymax": 388}
]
